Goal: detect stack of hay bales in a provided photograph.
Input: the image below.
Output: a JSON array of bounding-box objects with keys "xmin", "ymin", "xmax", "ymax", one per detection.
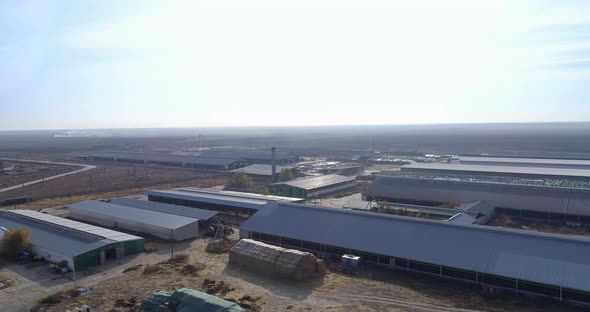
[{"xmin": 229, "ymin": 239, "xmax": 325, "ymax": 280}]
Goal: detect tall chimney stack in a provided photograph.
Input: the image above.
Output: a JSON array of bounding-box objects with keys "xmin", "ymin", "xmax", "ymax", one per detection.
[{"xmin": 271, "ymin": 147, "xmax": 277, "ymax": 183}]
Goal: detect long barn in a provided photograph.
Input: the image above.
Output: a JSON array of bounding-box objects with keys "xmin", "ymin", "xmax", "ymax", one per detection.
[
  {"xmin": 93, "ymin": 151, "xmax": 247, "ymax": 170},
  {"xmin": 0, "ymin": 210, "xmax": 144, "ymax": 270},
  {"xmin": 363, "ymin": 176, "xmax": 590, "ymax": 222},
  {"xmin": 240, "ymin": 201, "xmax": 590, "ymax": 305},
  {"xmin": 69, "ymin": 200, "xmax": 204, "ymax": 240}
]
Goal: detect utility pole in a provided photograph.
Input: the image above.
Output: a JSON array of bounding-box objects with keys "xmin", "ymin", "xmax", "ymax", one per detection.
[
  {"xmin": 72, "ymin": 256, "xmax": 77, "ymax": 288},
  {"xmin": 170, "ymin": 229, "xmax": 174, "ymax": 259}
]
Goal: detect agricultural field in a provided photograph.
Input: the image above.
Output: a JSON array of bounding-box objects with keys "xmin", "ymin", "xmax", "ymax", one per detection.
[
  {"xmin": 0, "ymin": 163, "xmax": 226, "ymax": 208},
  {"xmin": 0, "ymin": 161, "xmax": 78, "ymax": 189}
]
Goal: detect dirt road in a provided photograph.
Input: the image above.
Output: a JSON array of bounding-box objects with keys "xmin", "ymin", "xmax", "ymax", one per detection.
[{"xmin": 0, "ymin": 158, "xmax": 96, "ymax": 193}]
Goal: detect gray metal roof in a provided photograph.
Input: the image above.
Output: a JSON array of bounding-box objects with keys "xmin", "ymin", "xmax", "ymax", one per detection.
[
  {"xmin": 110, "ymin": 198, "xmax": 218, "ymax": 220},
  {"xmin": 342, "ymin": 199, "xmax": 376, "ymax": 210},
  {"xmin": 200, "ymin": 149, "xmax": 297, "ymax": 161},
  {"xmin": 69, "ymin": 200, "xmax": 199, "ymax": 229},
  {"xmin": 402, "ymin": 163, "xmax": 590, "ymax": 179},
  {"xmin": 241, "ymin": 202, "xmax": 590, "ymax": 293},
  {"xmin": 363, "ymin": 176, "xmax": 590, "ymax": 216},
  {"xmin": 146, "ymin": 188, "xmax": 303, "ymax": 211},
  {"xmin": 230, "ymin": 164, "xmax": 292, "ymax": 176},
  {"xmin": 0, "ymin": 210, "xmax": 142, "ymax": 257},
  {"xmin": 94, "ymin": 151, "xmax": 244, "ymax": 166},
  {"xmin": 459, "ymin": 156, "xmax": 590, "ymax": 169},
  {"xmin": 446, "ymin": 212, "xmax": 477, "ymax": 224},
  {"xmin": 270, "ymin": 174, "xmax": 356, "ymax": 191}
]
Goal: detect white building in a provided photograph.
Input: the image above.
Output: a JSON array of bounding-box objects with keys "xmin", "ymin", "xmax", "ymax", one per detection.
[{"xmin": 69, "ymin": 200, "xmax": 202, "ymax": 241}]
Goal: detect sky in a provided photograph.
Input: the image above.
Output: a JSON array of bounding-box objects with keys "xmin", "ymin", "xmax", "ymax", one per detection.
[{"xmin": 1, "ymin": 0, "xmax": 589, "ymax": 130}]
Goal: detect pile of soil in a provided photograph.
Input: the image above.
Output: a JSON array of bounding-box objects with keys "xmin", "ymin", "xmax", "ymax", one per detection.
[{"xmin": 202, "ymin": 278, "xmax": 234, "ymax": 295}]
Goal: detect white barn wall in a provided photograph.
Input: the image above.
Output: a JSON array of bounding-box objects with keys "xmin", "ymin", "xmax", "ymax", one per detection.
[
  {"xmin": 31, "ymin": 244, "xmax": 74, "ymax": 269},
  {"xmin": 69, "ymin": 207, "xmax": 198, "ymax": 241},
  {"xmin": 306, "ymin": 182, "xmax": 357, "ymax": 197}
]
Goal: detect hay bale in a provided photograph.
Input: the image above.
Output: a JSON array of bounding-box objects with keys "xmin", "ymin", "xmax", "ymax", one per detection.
[{"xmin": 229, "ymin": 239, "xmax": 325, "ymax": 280}]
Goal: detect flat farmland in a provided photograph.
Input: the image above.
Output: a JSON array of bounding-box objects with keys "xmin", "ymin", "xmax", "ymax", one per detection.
[
  {"xmin": 0, "ymin": 163, "xmax": 226, "ymax": 206},
  {"xmin": 0, "ymin": 162, "xmax": 78, "ymax": 189}
]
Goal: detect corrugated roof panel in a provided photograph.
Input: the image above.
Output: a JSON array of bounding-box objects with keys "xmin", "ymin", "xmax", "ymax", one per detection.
[
  {"xmin": 110, "ymin": 198, "xmax": 218, "ymax": 220},
  {"xmin": 8, "ymin": 209, "xmax": 142, "ymax": 242},
  {"xmin": 402, "ymin": 163, "xmax": 590, "ymax": 178},
  {"xmin": 363, "ymin": 176, "xmax": 590, "ymax": 216},
  {"xmin": 146, "ymin": 188, "xmax": 303, "ymax": 211},
  {"xmin": 0, "ymin": 210, "xmax": 142, "ymax": 257},
  {"xmin": 200, "ymin": 149, "xmax": 296, "ymax": 161},
  {"xmin": 241, "ymin": 202, "xmax": 590, "ymax": 293},
  {"xmin": 69, "ymin": 200, "xmax": 199, "ymax": 229},
  {"xmin": 94, "ymin": 151, "xmax": 243, "ymax": 166},
  {"xmin": 270, "ymin": 174, "xmax": 356, "ymax": 191},
  {"xmin": 230, "ymin": 164, "xmax": 292, "ymax": 176},
  {"xmin": 459, "ymin": 156, "xmax": 590, "ymax": 168}
]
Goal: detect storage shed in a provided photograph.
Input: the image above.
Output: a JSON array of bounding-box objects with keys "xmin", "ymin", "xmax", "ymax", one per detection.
[{"xmin": 69, "ymin": 200, "xmax": 202, "ymax": 241}]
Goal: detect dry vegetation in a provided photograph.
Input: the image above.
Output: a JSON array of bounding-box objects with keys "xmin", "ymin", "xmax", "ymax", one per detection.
[
  {"xmin": 0, "ymin": 164, "xmax": 225, "ymax": 210},
  {"xmin": 486, "ymin": 212, "xmax": 590, "ymax": 236},
  {"xmin": 0, "ymin": 273, "xmax": 16, "ymax": 290},
  {"xmin": 0, "ymin": 228, "xmax": 31, "ymax": 260},
  {"xmin": 0, "ymin": 162, "xmax": 78, "ymax": 189}
]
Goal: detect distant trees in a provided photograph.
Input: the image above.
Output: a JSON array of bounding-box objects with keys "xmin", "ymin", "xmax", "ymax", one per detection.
[
  {"xmin": 225, "ymin": 173, "xmax": 254, "ymax": 190},
  {"xmin": 1, "ymin": 228, "xmax": 30, "ymax": 260},
  {"xmin": 278, "ymin": 168, "xmax": 294, "ymax": 182}
]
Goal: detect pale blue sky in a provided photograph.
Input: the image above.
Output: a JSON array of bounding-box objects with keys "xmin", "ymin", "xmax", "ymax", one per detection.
[{"xmin": 1, "ymin": 0, "xmax": 589, "ymax": 130}]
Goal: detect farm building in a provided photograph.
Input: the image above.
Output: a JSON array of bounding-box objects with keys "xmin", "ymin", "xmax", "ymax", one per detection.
[
  {"xmin": 400, "ymin": 163, "xmax": 590, "ymax": 180},
  {"xmin": 110, "ymin": 198, "xmax": 218, "ymax": 221},
  {"xmin": 240, "ymin": 201, "xmax": 590, "ymax": 305},
  {"xmin": 320, "ymin": 164, "xmax": 364, "ymax": 176},
  {"xmin": 69, "ymin": 200, "xmax": 203, "ymax": 241},
  {"xmin": 146, "ymin": 188, "xmax": 303, "ymax": 215},
  {"xmin": 200, "ymin": 149, "xmax": 299, "ymax": 164},
  {"xmin": 458, "ymin": 156, "xmax": 590, "ymax": 170},
  {"xmin": 93, "ymin": 151, "xmax": 248, "ymax": 170},
  {"xmin": 230, "ymin": 164, "xmax": 294, "ymax": 180},
  {"xmin": 363, "ymin": 176, "xmax": 590, "ymax": 223},
  {"xmin": 0, "ymin": 210, "xmax": 143, "ymax": 270},
  {"xmin": 268, "ymin": 174, "xmax": 356, "ymax": 198}
]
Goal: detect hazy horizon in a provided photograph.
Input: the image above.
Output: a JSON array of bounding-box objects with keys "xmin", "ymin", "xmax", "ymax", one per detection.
[
  {"xmin": 2, "ymin": 0, "xmax": 590, "ymax": 130},
  {"xmin": 2, "ymin": 121, "xmax": 590, "ymax": 134}
]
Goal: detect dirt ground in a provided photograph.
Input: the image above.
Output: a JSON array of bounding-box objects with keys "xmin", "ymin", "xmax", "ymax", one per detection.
[
  {"xmin": 4, "ymin": 234, "xmax": 577, "ymax": 312},
  {"xmin": 486, "ymin": 212, "xmax": 590, "ymax": 237},
  {"xmin": 0, "ymin": 163, "xmax": 226, "ymax": 206},
  {"xmin": 0, "ymin": 161, "xmax": 78, "ymax": 189}
]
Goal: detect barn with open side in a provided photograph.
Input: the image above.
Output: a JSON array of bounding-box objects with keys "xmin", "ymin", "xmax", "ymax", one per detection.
[
  {"xmin": 0, "ymin": 210, "xmax": 144, "ymax": 270},
  {"xmin": 240, "ymin": 201, "xmax": 590, "ymax": 305},
  {"xmin": 146, "ymin": 188, "xmax": 303, "ymax": 215},
  {"xmin": 363, "ymin": 176, "xmax": 590, "ymax": 223}
]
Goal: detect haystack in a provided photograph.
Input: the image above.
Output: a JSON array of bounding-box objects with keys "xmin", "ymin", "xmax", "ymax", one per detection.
[{"xmin": 229, "ymin": 239, "xmax": 325, "ymax": 280}]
